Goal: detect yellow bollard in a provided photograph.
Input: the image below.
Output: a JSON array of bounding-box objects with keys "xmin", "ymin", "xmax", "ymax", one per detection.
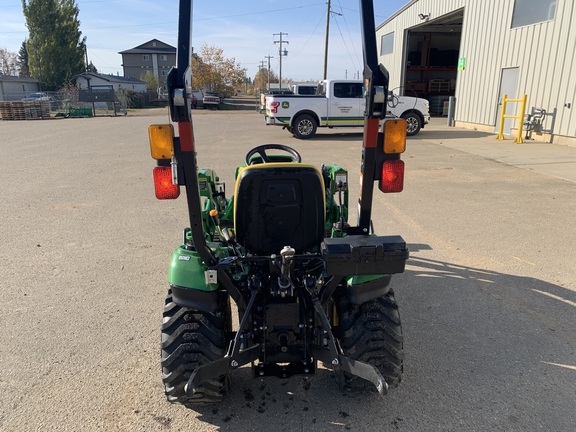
[
  {"xmin": 497, "ymin": 94, "xmax": 508, "ymax": 140},
  {"xmin": 497, "ymin": 94, "xmax": 527, "ymax": 143}
]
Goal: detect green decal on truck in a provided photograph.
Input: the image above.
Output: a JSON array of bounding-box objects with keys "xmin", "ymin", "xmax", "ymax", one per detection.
[{"xmin": 281, "ymin": 101, "xmax": 289, "ymax": 109}]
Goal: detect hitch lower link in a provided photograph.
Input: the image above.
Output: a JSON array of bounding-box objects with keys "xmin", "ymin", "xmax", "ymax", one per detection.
[{"xmin": 184, "ymin": 282, "xmax": 388, "ymax": 397}]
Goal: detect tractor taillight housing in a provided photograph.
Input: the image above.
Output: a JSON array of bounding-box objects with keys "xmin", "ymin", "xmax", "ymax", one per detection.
[
  {"xmin": 379, "ymin": 160, "xmax": 404, "ymax": 193},
  {"xmin": 153, "ymin": 166, "xmax": 180, "ymax": 199},
  {"xmin": 270, "ymin": 102, "xmax": 280, "ymax": 113}
]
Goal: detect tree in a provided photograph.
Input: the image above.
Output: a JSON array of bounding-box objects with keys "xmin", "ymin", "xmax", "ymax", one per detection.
[
  {"xmin": 17, "ymin": 41, "xmax": 30, "ymax": 77},
  {"xmin": 192, "ymin": 44, "xmax": 245, "ymax": 96},
  {"xmin": 140, "ymin": 70, "xmax": 159, "ymax": 91},
  {"xmin": 22, "ymin": 0, "xmax": 86, "ymax": 90},
  {"xmin": 0, "ymin": 48, "xmax": 18, "ymax": 76},
  {"xmin": 86, "ymin": 61, "xmax": 98, "ymax": 73},
  {"xmin": 253, "ymin": 68, "xmax": 279, "ymax": 92}
]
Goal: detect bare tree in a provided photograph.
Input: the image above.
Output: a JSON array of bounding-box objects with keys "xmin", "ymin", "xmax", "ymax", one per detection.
[{"xmin": 0, "ymin": 48, "xmax": 18, "ymax": 76}]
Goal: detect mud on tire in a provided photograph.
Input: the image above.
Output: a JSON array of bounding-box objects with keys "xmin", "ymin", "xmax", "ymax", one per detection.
[
  {"xmin": 161, "ymin": 289, "xmax": 231, "ymax": 406},
  {"xmin": 335, "ymin": 291, "xmax": 404, "ymax": 388}
]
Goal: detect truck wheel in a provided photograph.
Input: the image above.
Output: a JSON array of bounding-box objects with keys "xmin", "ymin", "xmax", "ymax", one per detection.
[
  {"xmin": 293, "ymin": 114, "xmax": 317, "ymax": 139},
  {"xmin": 335, "ymin": 291, "xmax": 403, "ymax": 389},
  {"xmin": 401, "ymin": 112, "xmax": 421, "ymax": 136},
  {"xmin": 161, "ymin": 289, "xmax": 231, "ymax": 406}
]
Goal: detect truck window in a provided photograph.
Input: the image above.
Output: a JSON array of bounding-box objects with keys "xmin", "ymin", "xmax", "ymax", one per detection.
[
  {"xmin": 334, "ymin": 83, "xmax": 364, "ymax": 98},
  {"xmin": 299, "ymin": 86, "xmax": 316, "ymax": 95},
  {"xmin": 352, "ymin": 83, "xmax": 363, "ymax": 98}
]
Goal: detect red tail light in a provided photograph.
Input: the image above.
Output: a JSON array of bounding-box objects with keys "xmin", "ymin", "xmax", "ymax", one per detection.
[
  {"xmin": 270, "ymin": 102, "xmax": 280, "ymax": 113},
  {"xmin": 153, "ymin": 166, "xmax": 180, "ymax": 199},
  {"xmin": 379, "ymin": 160, "xmax": 404, "ymax": 193}
]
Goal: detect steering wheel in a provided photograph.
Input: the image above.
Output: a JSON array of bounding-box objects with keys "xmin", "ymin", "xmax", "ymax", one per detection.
[{"xmin": 245, "ymin": 144, "xmax": 302, "ymax": 165}]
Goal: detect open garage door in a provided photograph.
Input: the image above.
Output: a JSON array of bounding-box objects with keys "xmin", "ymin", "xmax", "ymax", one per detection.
[{"xmin": 404, "ymin": 10, "xmax": 463, "ymax": 116}]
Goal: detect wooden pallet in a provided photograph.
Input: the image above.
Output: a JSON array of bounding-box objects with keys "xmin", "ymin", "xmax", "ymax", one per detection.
[
  {"xmin": 0, "ymin": 102, "xmax": 12, "ymax": 120},
  {"xmin": 0, "ymin": 101, "xmax": 51, "ymax": 120}
]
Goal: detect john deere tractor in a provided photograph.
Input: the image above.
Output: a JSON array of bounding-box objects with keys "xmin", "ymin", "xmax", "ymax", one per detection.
[{"xmin": 149, "ymin": 0, "xmax": 409, "ymax": 406}]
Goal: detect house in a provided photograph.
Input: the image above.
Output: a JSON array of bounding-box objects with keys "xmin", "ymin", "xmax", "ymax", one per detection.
[
  {"xmin": 0, "ymin": 75, "xmax": 40, "ymax": 101},
  {"xmin": 119, "ymin": 39, "xmax": 176, "ymax": 93},
  {"xmin": 74, "ymin": 72, "xmax": 147, "ymax": 93},
  {"xmin": 376, "ymin": 0, "xmax": 576, "ymax": 145}
]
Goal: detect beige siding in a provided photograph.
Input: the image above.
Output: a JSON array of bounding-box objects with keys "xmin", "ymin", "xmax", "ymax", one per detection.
[{"xmin": 377, "ymin": 0, "xmax": 576, "ymax": 141}]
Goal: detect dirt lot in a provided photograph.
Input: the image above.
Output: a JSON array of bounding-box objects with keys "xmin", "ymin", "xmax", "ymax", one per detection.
[{"xmin": 1, "ymin": 111, "xmax": 575, "ymax": 431}]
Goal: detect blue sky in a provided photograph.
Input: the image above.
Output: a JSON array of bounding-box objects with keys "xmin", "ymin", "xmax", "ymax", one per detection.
[{"xmin": 1, "ymin": 0, "xmax": 409, "ymax": 81}]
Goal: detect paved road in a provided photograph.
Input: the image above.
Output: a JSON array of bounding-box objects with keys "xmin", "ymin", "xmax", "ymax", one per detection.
[{"xmin": 1, "ymin": 111, "xmax": 574, "ymax": 431}]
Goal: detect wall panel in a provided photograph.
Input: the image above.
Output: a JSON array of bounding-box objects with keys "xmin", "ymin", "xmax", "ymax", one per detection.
[{"xmin": 376, "ymin": 0, "xmax": 576, "ymax": 141}]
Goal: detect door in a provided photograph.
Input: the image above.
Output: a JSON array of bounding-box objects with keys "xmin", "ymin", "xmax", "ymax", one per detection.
[
  {"xmin": 327, "ymin": 82, "xmax": 364, "ymax": 126},
  {"xmin": 495, "ymin": 67, "xmax": 519, "ymax": 134}
]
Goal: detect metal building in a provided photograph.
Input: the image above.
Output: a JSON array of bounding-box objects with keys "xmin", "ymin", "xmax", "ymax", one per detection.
[{"xmin": 376, "ymin": 0, "xmax": 575, "ymax": 145}]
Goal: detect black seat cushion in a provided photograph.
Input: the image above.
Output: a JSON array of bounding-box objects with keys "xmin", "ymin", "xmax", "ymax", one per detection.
[{"xmin": 234, "ymin": 164, "xmax": 325, "ymax": 255}]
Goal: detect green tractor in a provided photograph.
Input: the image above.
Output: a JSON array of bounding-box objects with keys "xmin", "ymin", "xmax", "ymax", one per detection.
[{"xmin": 149, "ymin": 0, "xmax": 409, "ymax": 407}]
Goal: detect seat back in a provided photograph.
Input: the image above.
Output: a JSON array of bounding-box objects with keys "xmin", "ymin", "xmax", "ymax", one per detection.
[{"xmin": 234, "ymin": 163, "xmax": 325, "ymax": 255}]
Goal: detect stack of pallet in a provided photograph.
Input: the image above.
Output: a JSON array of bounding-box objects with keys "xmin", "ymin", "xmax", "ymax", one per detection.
[
  {"xmin": 0, "ymin": 102, "xmax": 12, "ymax": 120},
  {"xmin": 428, "ymin": 79, "xmax": 451, "ymax": 93},
  {"xmin": 0, "ymin": 101, "xmax": 51, "ymax": 120}
]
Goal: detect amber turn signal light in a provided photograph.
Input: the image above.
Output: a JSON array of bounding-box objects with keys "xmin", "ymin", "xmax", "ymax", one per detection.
[
  {"xmin": 149, "ymin": 124, "xmax": 174, "ymax": 160},
  {"xmin": 382, "ymin": 119, "xmax": 407, "ymax": 154}
]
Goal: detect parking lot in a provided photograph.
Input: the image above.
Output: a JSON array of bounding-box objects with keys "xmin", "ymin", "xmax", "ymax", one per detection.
[{"xmin": 1, "ymin": 110, "xmax": 575, "ymax": 431}]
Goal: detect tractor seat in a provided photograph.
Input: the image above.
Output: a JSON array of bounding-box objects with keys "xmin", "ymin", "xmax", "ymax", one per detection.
[{"xmin": 234, "ymin": 163, "xmax": 326, "ymax": 255}]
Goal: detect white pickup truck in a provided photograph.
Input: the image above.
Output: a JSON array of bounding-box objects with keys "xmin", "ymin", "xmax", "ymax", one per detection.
[{"xmin": 265, "ymin": 79, "xmax": 430, "ymax": 139}]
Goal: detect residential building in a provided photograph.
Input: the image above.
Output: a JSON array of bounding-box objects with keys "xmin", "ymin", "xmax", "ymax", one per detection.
[
  {"xmin": 0, "ymin": 75, "xmax": 40, "ymax": 101},
  {"xmin": 74, "ymin": 72, "xmax": 147, "ymax": 93},
  {"xmin": 119, "ymin": 39, "xmax": 176, "ymax": 92}
]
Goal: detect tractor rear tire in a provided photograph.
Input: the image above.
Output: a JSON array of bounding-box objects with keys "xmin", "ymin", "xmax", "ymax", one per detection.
[
  {"xmin": 336, "ymin": 290, "xmax": 404, "ymax": 389},
  {"xmin": 161, "ymin": 289, "xmax": 231, "ymax": 406}
]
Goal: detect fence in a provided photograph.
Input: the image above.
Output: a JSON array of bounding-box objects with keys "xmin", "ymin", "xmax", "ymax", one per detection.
[{"xmin": 0, "ymin": 89, "xmax": 128, "ymax": 120}]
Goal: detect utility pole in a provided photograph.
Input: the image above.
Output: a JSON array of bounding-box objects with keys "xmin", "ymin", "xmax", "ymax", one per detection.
[
  {"xmin": 264, "ymin": 55, "xmax": 274, "ymax": 91},
  {"xmin": 84, "ymin": 44, "xmax": 89, "ymax": 71},
  {"xmin": 323, "ymin": 1, "xmax": 342, "ymax": 80},
  {"xmin": 323, "ymin": 0, "xmax": 331, "ymax": 80},
  {"xmin": 259, "ymin": 60, "xmax": 266, "ymax": 91},
  {"xmin": 273, "ymin": 32, "xmax": 289, "ymax": 90},
  {"xmin": 244, "ymin": 69, "xmax": 248, "ymax": 94}
]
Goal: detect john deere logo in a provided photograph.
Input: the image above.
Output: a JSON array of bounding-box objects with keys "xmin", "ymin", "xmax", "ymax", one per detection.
[{"xmin": 282, "ymin": 101, "xmax": 290, "ymax": 109}]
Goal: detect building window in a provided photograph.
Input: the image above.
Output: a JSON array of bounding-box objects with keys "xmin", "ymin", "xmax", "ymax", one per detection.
[
  {"xmin": 142, "ymin": 54, "xmax": 150, "ymax": 61},
  {"xmin": 380, "ymin": 32, "xmax": 394, "ymax": 55},
  {"xmin": 161, "ymin": 70, "xmax": 168, "ymax": 76},
  {"xmin": 160, "ymin": 55, "xmax": 168, "ymax": 61},
  {"xmin": 512, "ymin": 0, "xmax": 556, "ymax": 28}
]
